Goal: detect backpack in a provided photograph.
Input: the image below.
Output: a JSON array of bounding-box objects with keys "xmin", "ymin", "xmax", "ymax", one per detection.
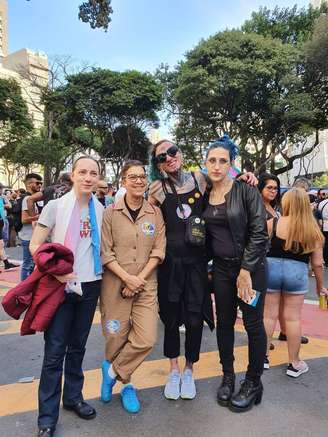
[{"xmin": 11, "ymin": 194, "xmax": 27, "ymax": 232}]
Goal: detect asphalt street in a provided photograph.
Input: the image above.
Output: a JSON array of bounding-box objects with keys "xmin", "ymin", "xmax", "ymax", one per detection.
[{"xmin": 0, "ymin": 248, "xmax": 327, "ymax": 437}]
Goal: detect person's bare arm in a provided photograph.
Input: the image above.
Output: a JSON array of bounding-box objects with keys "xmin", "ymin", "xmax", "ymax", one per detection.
[
  {"xmin": 311, "ymin": 247, "xmax": 325, "ymax": 296},
  {"xmin": 29, "ymin": 223, "xmax": 52, "ymax": 255},
  {"xmin": 22, "ymin": 209, "xmax": 39, "ymax": 225},
  {"xmin": 27, "ymin": 192, "xmax": 44, "ymax": 217}
]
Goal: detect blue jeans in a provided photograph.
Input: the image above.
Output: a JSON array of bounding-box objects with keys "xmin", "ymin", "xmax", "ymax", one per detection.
[
  {"xmin": 21, "ymin": 239, "xmax": 34, "ymax": 281},
  {"xmin": 38, "ymin": 280, "xmax": 101, "ymax": 429}
]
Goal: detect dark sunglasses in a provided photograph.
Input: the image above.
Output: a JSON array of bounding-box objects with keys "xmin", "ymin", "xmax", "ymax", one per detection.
[{"xmin": 154, "ymin": 145, "xmax": 179, "ymax": 164}]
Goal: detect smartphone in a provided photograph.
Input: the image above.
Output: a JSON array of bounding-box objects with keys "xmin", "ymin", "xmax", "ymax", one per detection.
[{"xmin": 240, "ymin": 290, "xmax": 261, "ymax": 307}]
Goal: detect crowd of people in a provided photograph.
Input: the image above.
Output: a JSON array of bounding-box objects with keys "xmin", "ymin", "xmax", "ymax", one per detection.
[{"xmin": 1, "ymin": 137, "xmax": 327, "ymax": 437}]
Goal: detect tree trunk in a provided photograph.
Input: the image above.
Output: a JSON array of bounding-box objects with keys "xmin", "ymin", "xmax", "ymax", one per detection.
[{"xmin": 43, "ymin": 112, "xmax": 54, "ymax": 187}]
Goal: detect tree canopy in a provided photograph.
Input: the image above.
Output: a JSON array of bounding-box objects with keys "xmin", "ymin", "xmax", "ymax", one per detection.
[
  {"xmin": 27, "ymin": 0, "xmax": 113, "ymax": 31},
  {"xmin": 78, "ymin": 0, "xmax": 113, "ymax": 31},
  {"xmin": 242, "ymin": 2, "xmax": 328, "ymax": 45},
  {"xmin": 0, "ymin": 78, "xmax": 33, "ymax": 158},
  {"xmin": 159, "ymin": 3, "xmax": 328, "ymax": 175},
  {"xmin": 160, "ymin": 30, "xmax": 326, "ymax": 174}
]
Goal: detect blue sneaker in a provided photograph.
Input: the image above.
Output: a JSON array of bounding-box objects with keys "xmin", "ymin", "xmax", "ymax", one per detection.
[
  {"xmin": 120, "ymin": 384, "xmax": 140, "ymax": 413},
  {"xmin": 101, "ymin": 360, "xmax": 116, "ymax": 402}
]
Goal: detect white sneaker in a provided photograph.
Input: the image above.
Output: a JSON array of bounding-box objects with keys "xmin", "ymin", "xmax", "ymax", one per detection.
[
  {"xmin": 286, "ymin": 360, "xmax": 309, "ymax": 378},
  {"xmin": 164, "ymin": 370, "xmax": 181, "ymax": 400},
  {"xmin": 263, "ymin": 356, "xmax": 270, "ymax": 370},
  {"xmin": 180, "ymin": 369, "xmax": 196, "ymax": 399}
]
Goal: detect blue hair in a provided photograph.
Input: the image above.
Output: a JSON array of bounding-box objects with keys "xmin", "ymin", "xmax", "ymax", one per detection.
[
  {"xmin": 206, "ymin": 134, "xmax": 239, "ymax": 161},
  {"xmin": 148, "ymin": 160, "xmax": 164, "ymax": 182},
  {"xmin": 148, "ymin": 139, "xmax": 174, "ymax": 182}
]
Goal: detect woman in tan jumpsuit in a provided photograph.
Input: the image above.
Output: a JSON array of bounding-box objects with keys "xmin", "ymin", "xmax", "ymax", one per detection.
[{"xmin": 100, "ymin": 160, "xmax": 166, "ymax": 414}]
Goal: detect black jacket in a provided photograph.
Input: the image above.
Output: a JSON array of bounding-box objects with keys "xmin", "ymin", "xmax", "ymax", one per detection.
[{"xmin": 207, "ymin": 180, "xmax": 268, "ymax": 272}]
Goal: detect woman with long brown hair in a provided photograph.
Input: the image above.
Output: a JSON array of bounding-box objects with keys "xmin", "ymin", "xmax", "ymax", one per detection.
[{"xmin": 264, "ymin": 188, "xmax": 326, "ymax": 377}]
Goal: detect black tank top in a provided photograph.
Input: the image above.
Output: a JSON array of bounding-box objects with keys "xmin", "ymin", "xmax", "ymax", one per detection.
[
  {"xmin": 267, "ymin": 218, "xmax": 310, "ymax": 264},
  {"xmin": 160, "ymin": 173, "xmax": 204, "ymax": 257}
]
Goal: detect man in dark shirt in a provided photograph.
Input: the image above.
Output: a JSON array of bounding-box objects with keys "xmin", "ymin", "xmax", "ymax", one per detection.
[{"xmin": 27, "ymin": 173, "xmax": 72, "ymax": 216}]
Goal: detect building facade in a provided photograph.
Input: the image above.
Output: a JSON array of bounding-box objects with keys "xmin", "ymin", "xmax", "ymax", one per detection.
[{"xmin": 0, "ymin": 0, "xmax": 48, "ymax": 186}]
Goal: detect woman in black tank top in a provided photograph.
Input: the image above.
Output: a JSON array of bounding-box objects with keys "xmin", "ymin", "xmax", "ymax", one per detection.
[
  {"xmin": 264, "ymin": 188, "xmax": 326, "ymax": 378},
  {"xmin": 148, "ymin": 140, "xmax": 214, "ymax": 401}
]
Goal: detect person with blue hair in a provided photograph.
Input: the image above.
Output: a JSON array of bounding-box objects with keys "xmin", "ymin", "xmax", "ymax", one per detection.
[
  {"xmin": 203, "ymin": 137, "xmax": 268, "ymax": 412},
  {"xmin": 148, "ymin": 135, "xmax": 256, "ymax": 401}
]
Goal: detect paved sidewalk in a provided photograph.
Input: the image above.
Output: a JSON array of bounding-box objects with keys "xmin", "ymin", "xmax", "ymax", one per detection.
[{"xmin": 0, "ymin": 263, "xmax": 327, "ymax": 437}]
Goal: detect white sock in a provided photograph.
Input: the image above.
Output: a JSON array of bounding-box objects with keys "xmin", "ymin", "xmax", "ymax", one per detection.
[
  {"xmin": 108, "ymin": 364, "xmax": 117, "ymax": 379},
  {"xmin": 121, "ymin": 383, "xmax": 133, "ymax": 390}
]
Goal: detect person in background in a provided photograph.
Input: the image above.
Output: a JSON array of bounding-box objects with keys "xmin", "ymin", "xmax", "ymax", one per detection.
[
  {"xmin": 204, "ymin": 137, "xmax": 268, "ymax": 413},
  {"xmin": 318, "ymin": 194, "xmax": 328, "ymax": 267},
  {"xmin": 316, "ymin": 188, "xmax": 326, "ymax": 205},
  {"xmin": 27, "ymin": 173, "xmax": 72, "ymax": 216},
  {"xmin": 96, "ymin": 180, "xmax": 114, "ymax": 208},
  {"xmin": 30, "ymin": 156, "xmax": 103, "ymax": 437},
  {"xmin": 100, "ymin": 160, "xmax": 166, "ymax": 413},
  {"xmin": 264, "ymin": 188, "xmax": 327, "ymax": 378},
  {"xmin": 293, "ymin": 177, "xmax": 310, "ymax": 192},
  {"xmin": 114, "ymin": 185, "xmax": 127, "ymax": 203},
  {"xmin": 264, "ymin": 188, "xmax": 326, "ymax": 377},
  {"xmin": 258, "ymin": 173, "xmax": 281, "ymax": 220},
  {"xmin": 19, "ymin": 173, "xmax": 43, "ymax": 281},
  {"xmin": 0, "ymin": 183, "xmax": 18, "ymax": 270},
  {"xmin": 270, "ymin": 177, "xmax": 311, "ymax": 345},
  {"xmin": 258, "ymin": 173, "xmax": 281, "ymax": 352},
  {"xmin": 107, "ymin": 183, "xmax": 115, "ymax": 205},
  {"xmin": 6, "ymin": 191, "xmax": 18, "ymax": 247}
]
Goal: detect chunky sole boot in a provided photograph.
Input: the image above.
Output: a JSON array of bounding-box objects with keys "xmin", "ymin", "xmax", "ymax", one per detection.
[
  {"xmin": 217, "ymin": 374, "xmax": 235, "ymax": 407},
  {"xmin": 229, "ymin": 380, "xmax": 263, "ymax": 413}
]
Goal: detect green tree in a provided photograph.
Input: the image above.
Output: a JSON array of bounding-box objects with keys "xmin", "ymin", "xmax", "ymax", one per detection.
[
  {"xmin": 96, "ymin": 125, "xmax": 152, "ymax": 184},
  {"xmin": 56, "ymin": 68, "xmax": 162, "ymax": 178},
  {"xmin": 304, "ymin": 14, "xmax": 328, "ymax": 119},
  {"xmin": 27, "ymin": 0, "xmax": 113, "ymax": 31},
  {"xmin": 79, "ymin": 0, "xmax": 113, "ymax": 31},
  {"xmin": 161, "ymin": 30, "xmax": 324, "ymax": 174},
  {"xmin": 0, "ymin": 78, "xmax": 33, "ymax": 150},
  {"xmin": 242, "ymin": 2, "xmax": 328, "ymax": 45}
]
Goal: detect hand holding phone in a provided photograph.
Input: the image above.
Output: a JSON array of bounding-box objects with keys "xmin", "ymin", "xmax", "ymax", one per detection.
[{"xmin": 239, "ymin": 290, "xmax": 261, "ymax": 307}]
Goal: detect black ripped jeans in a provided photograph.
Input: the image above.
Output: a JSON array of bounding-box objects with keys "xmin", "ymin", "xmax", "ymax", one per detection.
[{"xmin": 213, "ymin": 258, "xmax": 267, "ymax": 383}]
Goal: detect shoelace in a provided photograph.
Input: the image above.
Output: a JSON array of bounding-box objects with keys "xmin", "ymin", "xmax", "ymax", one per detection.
[
  {"xmin": 182, "ymin": 371, "xmax": 194, "ymax": 384},
  {"xmin": 170, "ymin": 372, "xmax": 181, "ymax": 384},
  {"xmin": 239, "ymin": 379, "xmax": 254, "ymax": 396},
  {"xmin": 222, "ymin": 374, "xmax": 234, "ymax": 385}
]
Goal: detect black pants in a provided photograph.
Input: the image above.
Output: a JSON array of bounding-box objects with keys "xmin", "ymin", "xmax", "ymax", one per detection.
[
  {"xmin": 323, "ymin": 231, "xmax": 328, "ymax": 266},
  {"xmin": 38, "ymin": 280, "xmax": 101, "ymax": 429},
  {"xmin": 163, "ymin": 306, "xmax": 203, "ymax": 363},
  {"xmin": 213, "ymin": 259, "xmax": 267, "ymax": 383}
]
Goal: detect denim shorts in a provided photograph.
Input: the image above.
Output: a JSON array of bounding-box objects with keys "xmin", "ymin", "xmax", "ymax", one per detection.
[{"xmin": 266, "ymin": 257, "xmax": 308, "ymax": 294}]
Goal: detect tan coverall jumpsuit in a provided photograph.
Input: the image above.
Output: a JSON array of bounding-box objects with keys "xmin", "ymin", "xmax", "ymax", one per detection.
[{"xmin": 100, "ymin": 197, "xmax": 166, "ymax": 382}]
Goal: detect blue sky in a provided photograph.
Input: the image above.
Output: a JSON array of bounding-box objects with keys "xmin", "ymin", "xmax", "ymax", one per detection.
[{"xmin": 9, "ymin": 0, "xmax": 310, "ymax": 72}]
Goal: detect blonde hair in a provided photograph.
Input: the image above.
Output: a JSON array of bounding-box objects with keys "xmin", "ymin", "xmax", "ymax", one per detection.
[{"xmin": 282, "ymin": 188, "xmax": 324, "ymax": 253}]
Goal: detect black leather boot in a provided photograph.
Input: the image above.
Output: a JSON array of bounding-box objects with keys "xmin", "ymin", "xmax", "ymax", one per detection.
[
  {"xmin": 217, "ymin": 373, "xmax": 235, "ymax": 406},
  {"xmin": 229, "ymin": 379, "xmax": 263, "ymax": 413}
]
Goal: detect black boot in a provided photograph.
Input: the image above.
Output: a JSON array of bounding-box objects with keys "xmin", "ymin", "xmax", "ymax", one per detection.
[
  {"xmin": 229, "ymin": 379, "xmax": 263, "ymax": 413},
  {"xmin": 217, "ymin": 373, "xmax": 235, "ymax": 406}
]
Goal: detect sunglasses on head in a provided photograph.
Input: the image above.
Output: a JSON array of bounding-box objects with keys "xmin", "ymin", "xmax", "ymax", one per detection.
[{"xmin": 154, "ymin": 145, "xmax": 179, "ymax": 165}]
